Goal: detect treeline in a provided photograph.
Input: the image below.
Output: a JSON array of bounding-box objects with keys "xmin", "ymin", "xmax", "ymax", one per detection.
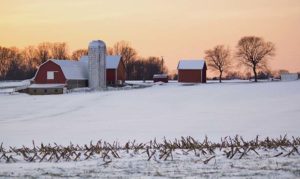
[
  {"xmin": 0, "ymin": 42, "xmax": 73, "ymax": 80},
  {"xmin": 203, "ymin": 36, "xmax": 297, "ymax": 82},
  {"xmin": 0, "ymin": 41, "xmax": 167, "ymax": 80},
  {"xmin": 107, "ymin": 41, "xmax": 167, "ymax": 80}
]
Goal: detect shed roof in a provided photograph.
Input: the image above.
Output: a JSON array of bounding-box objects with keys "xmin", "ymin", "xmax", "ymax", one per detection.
[
  {"xmin": 80, "ymin": 55, "xmax": 122, "ymax": 69},
  {"xmin": 177, "ymin": 60, "xmax": 206, "ymax": 70}
]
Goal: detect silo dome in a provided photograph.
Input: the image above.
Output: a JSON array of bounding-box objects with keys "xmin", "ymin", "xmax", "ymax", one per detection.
[{"xmin": 89, "ymin": 40, "xmax": 106, "ymax": 48}]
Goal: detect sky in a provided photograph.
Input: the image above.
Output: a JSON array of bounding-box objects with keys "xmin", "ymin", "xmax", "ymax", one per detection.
[{"xmin": 0, "ymin": 0, "xmax": 300, "ymax": 74}]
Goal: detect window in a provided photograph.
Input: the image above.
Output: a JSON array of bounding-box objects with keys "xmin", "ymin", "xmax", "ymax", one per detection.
[
  {"xmin": 47, "ymin": 71, "xmax": 55, "ymax": 80},
  {"xmin": 44, "ymin": 89, "xmax": 47, "ymax": 93},
  {"xmin": 54, "ymin": 89, "xmax": 58, "ymax": 93}
]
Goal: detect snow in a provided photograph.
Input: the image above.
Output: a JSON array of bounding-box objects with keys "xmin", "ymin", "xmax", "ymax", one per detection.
[
  {"xmin": 177, "ymin": 59, "xmax": 205, "ymax": 69},
  {"xmin": 0, "ymin": 80, "xmax": 30, "ymax": 88},
  {"xmin": 0, "ymin": 80, "xmax": 30, "ymax": 94},
  {"xmin": 52, "ymin": 60, "xmax": 88, "ymax": 80},
  {"xmin": 0, "ymin": 149, "xmax": 299, "ymax": 178},
  {"xmin": 153, "ymin": 74, "xmax": 168, "ymax": 78},
  {"xmin": 105, "ymin": 55, "xmax": 122, "ymax": 69},
  {"xmin": 1, "ymin": 80, "xmax": 300, "ymax": 178},
  {"xmin": 28, "ymin": 83, "xmax": 65, "ymax": 88},
  {"xmin": 0, "ymin": 80, "xmax": 299, "ymax": 147},
  {"xmin": 80, "ymin": 55, "xmax": 122, "ymax": 69}
]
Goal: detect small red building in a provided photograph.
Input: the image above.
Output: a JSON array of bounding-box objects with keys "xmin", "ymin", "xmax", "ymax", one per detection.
[
  {"xmin": 153, "ymin": 74, "xmax": 168, "ymax": 83},
  {"xmin": 177, "ymin": 60, "xmax": 207, "ymax": 83},
  {"xmin": 105, "ymin": 56, "xmax": 126, "ymax": 85}
]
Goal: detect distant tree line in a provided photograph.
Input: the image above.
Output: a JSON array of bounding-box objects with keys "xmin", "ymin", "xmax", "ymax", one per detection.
[
  {"xmin": 0, "ymin": 41, "xmax": 167, "ymax": 81},
  {"xmin": 1, "ymin": 36, "xmax": 296, "ymax": 82},
  {"xmin": 107, "ymin": 41, "xmax": 167, "ymax": 80}
]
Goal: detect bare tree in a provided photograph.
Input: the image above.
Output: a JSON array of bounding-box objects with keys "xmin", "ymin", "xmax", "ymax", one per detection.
[
  {"xmin": 51, "ymin": 42, "xmax": 69, "ymax": 60},
  {"xmin": 110, "ymin": 41, "xmax": 137, "ymax": 78},
  {"xmin": 22, "ymin": 46, "xmax": 39, "ymax": 69},
  {"xmin": 236, "ymin": 36, "xmax": 275, "ymax": 82},
  {"xmin": 205, "ymin": 45, "xmax": 231, "ymax": 82},
  {"xmin": 36, "ymin": 42, "xmax": 52, "ymax": 63},
  {"xmin": 111, "ymin": 41, "xmax": 137, "ymax": 64},
  {"xmin": 0, "ymin": 46, "xmax": 14, "ymax": 78},
  {"xmin": 71, "ymin": 49, "xmax": 88, "ymax": 60},
  {"xmin": 106, "ymin": 47, "xmax": 114, "ymax": 55}
]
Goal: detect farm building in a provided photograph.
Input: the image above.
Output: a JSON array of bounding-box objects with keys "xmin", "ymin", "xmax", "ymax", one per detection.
[
  {"xmin": 28, "ymin": 55, "xmax": 125, "ymax": 95},
  {"xmin": 80, "ymin": 55, "xmax": 126, "ymax": 86},
  {"xmin": 177, "ymin": 60, "xmax": 207, "ymax": 83},
  {"xmin": 280, "ymin": 73, "xmax": 299, "ymax": 81},
  {"xmin": 153, "ymin": 74, "xmax": 168, "ymax": 83}
]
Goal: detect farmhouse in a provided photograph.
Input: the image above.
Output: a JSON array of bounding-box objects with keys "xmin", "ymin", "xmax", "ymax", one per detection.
[
  {"xmin": 29, "ymin": 55, "xmax": 125, "ymax": 95},
  {"xmin": 177, "ymin": 59, "xmax": 207, "ymax": 83}
]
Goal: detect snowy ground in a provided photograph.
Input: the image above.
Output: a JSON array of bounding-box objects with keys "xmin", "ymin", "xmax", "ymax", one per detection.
[
  {"xmin": 1, "ymin": 149, "xmax": 300, "ymax": 178},
  {"xmin": 0, "ymin": 80, "xmax": 300, "ymax": 178},
  {"xmin": 1, "ymin": 80, "xmax": 299, "ymax": 147}
]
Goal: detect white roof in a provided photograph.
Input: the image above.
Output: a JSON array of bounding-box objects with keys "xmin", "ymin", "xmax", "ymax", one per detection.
[
  {"xmin": 177, "ymin": 60, "xmax": 206, "ymax": 70},
  {"xmin": 106, "ymin": 56, "xmax": 122, "ymax": 69},
  {"xmin": 36, "ymin": 56, "xmax": 122, "ymax": 81},
  {"xmin": 80, "ymin": 55, "xmax": 122, "ymax": 69},
  {"xmin": 52, "ymin": 60, "xmax": 88, "ymax": 80},
  {"xmin": 153, "ymin": 74, "xmax": 168, "ymax": 78},
  {"xmin": 28, "ymin": 84, "xmax": 65, "ymax": 89}
]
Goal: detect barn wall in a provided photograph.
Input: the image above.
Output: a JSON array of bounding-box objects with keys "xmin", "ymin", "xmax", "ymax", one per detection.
[
  {"xmin": 28, "ymin": 88, "xmax": 64, "ymax": 95},
  {"xmin": 153, "ymin": 77, "xmax": 168, "ymax": 83},
  {"xmin": 34, "ymin": 61, "xmax": 66, "ymax": 84},
  {"xmin": 67, "ymin": 80, "xmax": 88, "ymax": 89},
  {"xmin": 202, "ymin": 66, "xmax": 207, "ymax": 83},
  {"xmin": 178, "ymin": 70, "xmax": 202, "ymax": 83},
  {"xmin": 117, "ymin": 61, "xmax": 126, "ymax": 82},
  {"xmin": 106, "ymin": 69, "xmax": 116, "ymax": 85}
]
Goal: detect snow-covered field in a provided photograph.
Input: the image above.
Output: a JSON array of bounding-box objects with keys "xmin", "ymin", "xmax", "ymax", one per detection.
[
  {"xmin": 0, "ymin": 80, "xmax": 300, "ymax": 178},
  {"xmin": 1, "ymin": 149, "xmax": 299, "ymax": 178},
  {"xmin": 1, "ymin": 80, "xmax": 299, "ymax": 146}
]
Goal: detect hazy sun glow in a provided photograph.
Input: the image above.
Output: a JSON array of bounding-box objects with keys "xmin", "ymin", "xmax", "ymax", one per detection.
[{"xmin": 0, "ymin": 0, "xmax": 299, "ymax": 73}]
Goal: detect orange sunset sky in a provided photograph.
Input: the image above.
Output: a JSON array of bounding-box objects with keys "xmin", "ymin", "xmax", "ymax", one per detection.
[{"xmin": 0, "ymin": 0, "xmax": 299, "ymax": 74}]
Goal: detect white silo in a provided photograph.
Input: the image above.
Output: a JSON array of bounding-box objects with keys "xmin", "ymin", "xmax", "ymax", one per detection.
[{"xmin": 88, "ymin": 40, "xmax": 106, "ymax": 90}]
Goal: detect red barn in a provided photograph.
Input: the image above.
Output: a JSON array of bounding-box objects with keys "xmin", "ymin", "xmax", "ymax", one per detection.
[
  {"xmin": 177, "ymin": 60, "xmax": 207, "ymax": 83},
  {"xmin": 30, "ymin": 56, "xmax": 126, "ymax": 94}
]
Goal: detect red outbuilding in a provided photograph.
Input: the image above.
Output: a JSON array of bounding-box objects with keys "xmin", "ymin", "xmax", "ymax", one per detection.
[
  {"xmin": 177, "ymin": 60, "xmax": 207, "ymax": 83},
  {"xmin": 153, "ymin": 74, "xmax": 168, "ymax": 83}
]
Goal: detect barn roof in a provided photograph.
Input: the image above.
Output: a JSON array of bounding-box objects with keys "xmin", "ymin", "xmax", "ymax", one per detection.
[
  {"xmin": 79, "ymin": 55, "xmax": 122, "ymax": 69},
  {"xmin": 52, "ymin": 60, "xmax": 88, "ymax": 80},
  {"xmin": 177, "ymin": 60, "xmax": 206, "ymax": 70},
  {"xmin": 45, "ymin": 55, "xmax": 122, "ymax": 80}
]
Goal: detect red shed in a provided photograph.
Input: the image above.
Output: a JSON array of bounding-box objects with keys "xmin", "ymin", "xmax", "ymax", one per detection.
[
  {"xmin": 153, "ymin": 74, "xmax": 168, "ymax": 83},
  {"xmin": 177, "ymin": 60, "xmax": 207, "ymax": 83},
  {"xmin": 105, "ymin": 56, "xmax": 126, "ymax": 85}
]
